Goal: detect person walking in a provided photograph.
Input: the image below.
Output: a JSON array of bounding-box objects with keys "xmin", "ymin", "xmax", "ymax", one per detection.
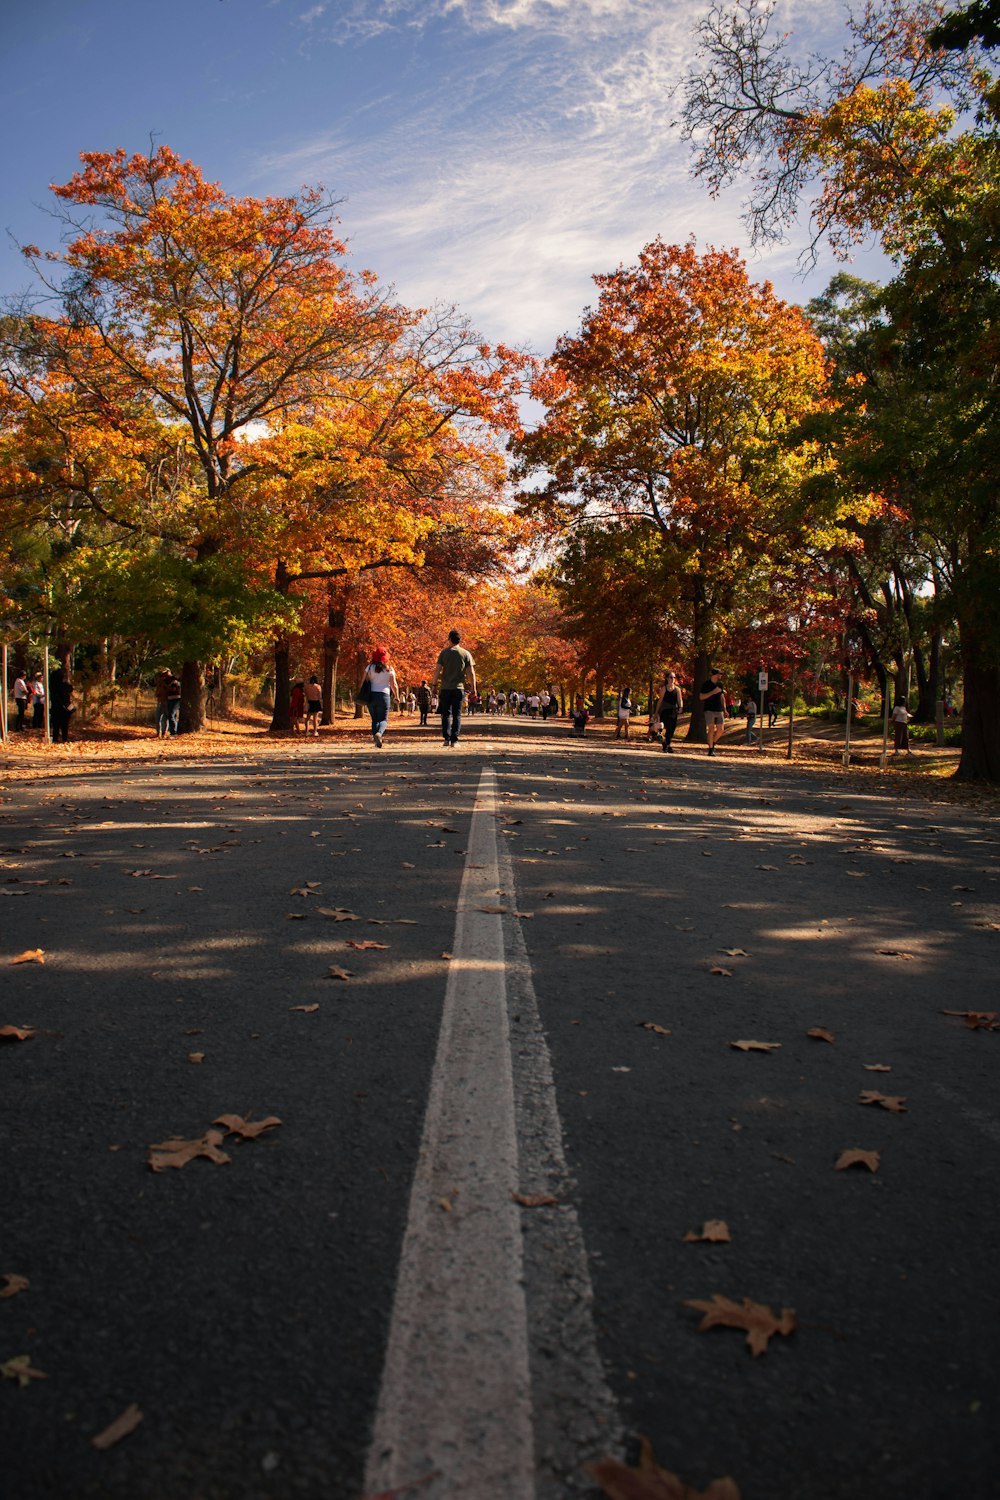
[
  {"xmin": 304, "ymin": 676, "xmax": 323, "ymax": 737},
  {"xmin": 163, "ymin": 670, "xmax": 182, "ymax": 736},
  {"xmin": 699, "ymin": 669, "xmax": 726, "ymax": 756},
  {"xmin": 416, "ymin": 679, "xmax": 432, "ymax": 726},
  {"xmin": 743, "ymin": 693, "xmax": 758, "ymax": 745},
  {"xmin": 767, "ymin": 689, "xmax": 780, "ymax": 728},
  {"xmin": 656, "ymin": 671, "xmax": 683, "ymax": 753},
  {"xmin": 13, "ymin": 672, "xmax": 29, "ymax": 731},
  {"xmin": 30, "ymin": 672, "xmax": 46, "ymax": 731},
  {"xmin": 433, "ymin": 629, "xmax": 476, "ymax": 746},
  {"xmin": 49, "ymin": 669, "xmax": 75, "ymax": 743},
  {"xmin": 358, "ymin": 647, "xmax": 399, "ymax": 748},
  {"xmin": 891, "ymin": 700, "xmax": 914, "ymax": 756},
  {"xmin": 615, "ymin": 686, "xmax": 632, "ymax": 741},
  {"xmin": 289, "ymin": 681, "xmax": 305, "ymax": 734}
]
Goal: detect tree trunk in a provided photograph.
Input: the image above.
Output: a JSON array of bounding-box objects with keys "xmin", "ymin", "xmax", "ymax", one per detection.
[
  {"xmin": 955, "ymin": 639, "xmax": 1000, "ymax": 782},
  {"xmin": 179, "ymin": 660, "xmax": 205, "ymax": 733},
  {"xmin": 270, "ymin": 640, "xmax": 291, "ymax": 732},
  {"xmin": 268, "ymin": 563, "xmax": 294, "ymax": 732}
]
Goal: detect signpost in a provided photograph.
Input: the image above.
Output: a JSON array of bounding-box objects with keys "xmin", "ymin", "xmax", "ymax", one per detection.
[{"xmin": 757, "ymin": 670, "xmax": 768, "ymax": 750}]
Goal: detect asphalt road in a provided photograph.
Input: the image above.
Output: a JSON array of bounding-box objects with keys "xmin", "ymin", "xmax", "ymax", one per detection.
[{"xmin": 2, "ymin": 718, "xmax": 998, "ymax": 1500}]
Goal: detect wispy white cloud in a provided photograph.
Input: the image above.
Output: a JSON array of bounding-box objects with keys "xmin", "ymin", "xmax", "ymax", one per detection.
[{"xmin": 256, "ymin": 0, "xmax": 887, "ymax": 350}]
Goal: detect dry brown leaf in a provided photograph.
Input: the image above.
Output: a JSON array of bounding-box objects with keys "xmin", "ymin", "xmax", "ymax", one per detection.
[
  {"xmin": 807, "ymin": 1028, "xmax": 835, "ymax": 1044},
  {"xmin": 683, "ymin": 1220, "xmax": 731, "ymax": 1244},
  {"xmin": 514, "ymin": 910, "xmax": 534, "ymax": 919},
  {"xmin": 640, "ymin": 1022, "xmax": 671, "ymax": 1036},
  {"xmin": 863, "ymin": 1063, "xmax": 892, "ymax": 1073},
  {"xmin": 91, "ymin": 1403, "xmax": 144, "ymax": 1451},
  {"xmin": 876, "ymin": 948, "xmax": 914, "ymax": 960},
  {"xmin": 0, "ymin": 1025, "xmax": 38, "ymax": 1042},
  {"xmin": 148, "ymin": 1129, "xmax": 230, "ymax": 1172},
  {"xmin": 729, "ymin": 1040, "xmax": 781, "ymax": 1053},
  {"xmin": 859, "ymin": 1090, "xmax": 908, "ymax": 1113},
  {"xmin": 0, "ymin": 1354, "xmax": 47, "ymax": 1387},
  {"xmin": 511, "ymin": 1191, "xmax": 559, "ymax": 1207},
  {"xmin": 9, "ymin": 949, "xmax": 44, "ymax": 966},
  {"xmin": 710, "ymin": 966, "xmax": 733, "ymax": 978},
  {"xmin": 684, "ymin": 1293, "xmax": 796, "ymax": 1356},
  {"xmin": 346, "ymin": 939, "xmax": 389, "ymax": 951},
  {"xmin": 720, "ymin": 948, "xmax": 749, "ymax": 957},
  {"xmin": 187, "ymin": 1052, "xmax": 205, "ymax": 1065},
  {"xmin": 213, "ymin": 1113, "xmax": 282, "ymax": 1139},
  {"xmin": 0, "ymin": 1274, "xmax": 29, "ymax": 1299},
  {"xmin": 942, "ymin": 1009, "xmax": 1000, "ymax": 1031},
  {"xmin": 289, "ymin": 885, "xmax": 321, "ymax": 898},
  {"xmin": 286, "ymin": 912, "xmax": 307, "ymax": 920},
  {"xmin": 592, "ymin": 1436, "xmax": 741, "ymax": 1500},
  {"xmin": 290, "ymin": 1004, "xmax": 320, "ymax": 1014},
  {"xmin": 316, "ymin": 908, "xmax": 359, "ymax": 922},
  {"xmin": 835, "ymin": 1149, "xmax": 880, "ymax": 1172},
  {"xmin": 327, "ymin": 965, "xmax": 354, "ymax": 981}
]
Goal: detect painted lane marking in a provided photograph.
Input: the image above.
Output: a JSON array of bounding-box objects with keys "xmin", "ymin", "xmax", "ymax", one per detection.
[{"xmin": 364, "ymin": 767, "xmax": 536, "ymax": 1499}]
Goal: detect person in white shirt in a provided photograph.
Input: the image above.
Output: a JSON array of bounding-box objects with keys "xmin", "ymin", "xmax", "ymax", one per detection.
[
  {"xmin": 359, "ymin": 647, "xmax": 400, "ymax": 748},
  {"xmin": 891, "ymin": 701, "xmax": 913, "ymax": 755},
  {"xmin": 13, "ymin": 673, "xmax": 29, "ymax": 731}
]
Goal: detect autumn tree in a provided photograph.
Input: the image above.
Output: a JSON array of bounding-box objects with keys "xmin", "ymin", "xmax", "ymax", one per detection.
[
  {"xmin": 514, "ymin": 239, "xmax": 841, "ymax": 741},
  {"xmin": 683, "ymin": 0, "xmax": 1000, "ymax": 776},
  {"xmin": 14, "ymin": 146, "xmax": 403, "ymax": 729}
]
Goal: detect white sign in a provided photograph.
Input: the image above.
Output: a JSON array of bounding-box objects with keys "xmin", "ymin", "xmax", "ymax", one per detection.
[{"xmin": 758, "ymin": 671, "xmax": 769, "ymax": 691}]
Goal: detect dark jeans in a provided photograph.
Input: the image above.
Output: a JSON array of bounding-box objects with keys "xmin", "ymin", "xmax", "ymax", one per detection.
[
  {"xmin": 661, "ymin": 712, "xmax": 678, "ymax": 749},
  {"xmin": 440, "ymin": 688, "xmax": 464, "ymax": 743},
  {"xmin": 51, "ymin": 706, "xmax": 73, "ymax": 742},
  {"xmin": 15, "ymin": 699, "xmax": 27, "ymax": 730},
  {"xmin": 419, "ymin": 708, "xmax": 429, "ymax": 725}
]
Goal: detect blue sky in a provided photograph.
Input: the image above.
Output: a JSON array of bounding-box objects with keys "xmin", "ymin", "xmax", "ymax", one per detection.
[{"xmin": 2, "ymin": 0, "xmax": 886, "ymax": 352}]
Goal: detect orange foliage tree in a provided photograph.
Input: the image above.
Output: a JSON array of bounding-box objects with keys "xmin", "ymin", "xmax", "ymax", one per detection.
[{"xmin": 515, "ymin": 239, "xmax": 852, "ymax": 740}]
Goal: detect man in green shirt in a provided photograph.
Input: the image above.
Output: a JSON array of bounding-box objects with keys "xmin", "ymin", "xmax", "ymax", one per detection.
[{"xmin": 433, "ymin": 630, "xmax": 477, "ymax": 746}]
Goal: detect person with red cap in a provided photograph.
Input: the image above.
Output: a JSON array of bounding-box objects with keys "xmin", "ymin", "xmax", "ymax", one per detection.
[{"xmin": 357, "ymin": 646, "xmax": 400, "ymax": 748}]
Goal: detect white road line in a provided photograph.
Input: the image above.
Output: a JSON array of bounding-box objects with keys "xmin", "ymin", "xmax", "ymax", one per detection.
[{"xmin": 364, "ymin": 766, "xmax": 536, "ymax": 1500}]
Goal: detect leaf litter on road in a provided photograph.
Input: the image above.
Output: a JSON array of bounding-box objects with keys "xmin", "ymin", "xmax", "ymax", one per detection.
[
  {"xmin": 592, "ymin": 1436, "xmax": 741, "ymax": 1500},
  {"xmin": 9, "ymin": 949, "xmax": 44, "ymax": 966},
  {"xmin": 859, "ymin": 1091, "xmax": 908, "ymax": 1113},
  {"xmin": 835, "ymin": 1150, "xmax": 881, "ymax": 1172},
  {"xmin": 0, "ymin": 1025, "xmax": 38, "ymax": 1042},
  {"xmin": 91, "ymin": 1403, "xmax": 144, "ymax": 1451},
  {"xmin": 0, "ymin": 1274, "xmax": 29, "ymax": 1298},
  {"xmin": 684, "ymin": 1294, "xmax": 796, "ymax": 1356},
  {"xmin": 730, "ymin": 1040, "xmax": 781, "ymax": 1053},
  {"xmin": 683, "ymin": 1221, "xmax": 731, "ymax": 1244},
  {"xmin": 0, "ymin": 1355, "xmax": 47, "ymax": 1387}
]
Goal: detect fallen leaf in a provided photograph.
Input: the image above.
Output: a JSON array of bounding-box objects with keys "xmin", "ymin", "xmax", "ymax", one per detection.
[
  {"xmin": 316, "ymin": 908, "xmax": 359, "ymax": 921},
  {"xmin": 346, "ymin": 939, "xmax": 389, "ymax": 951},
  {"xmin": 859, "ymin": 1090, "xmax": 908, "ymax": 1113},
  {"xmin": 729, "ymin": 1040, "xmax": 781, "ymax": 1053},
  {"xmin": 756, "ymin": 864, "xmax": 778, "ymax": 872},
  {"xmin": 213, "ymin": 1114, "xmax": 282, "ymax": 1139},
  {"xmin": 147, "ymin": 1129, "xmax": 231, "ymax": 1172},
  {"xmin": 91, "ymin": 1403, "xmax": 144, "ymax": 1451},
  {"xmin": 942, "ymin": 1009, "xmax": 1000, "ymax": 1031},
  {"xmin": 720, "ymin": 948, "xmax": 749, "ymax": 957},
  {"xmin": 592, "ymin": 1436, "xmax": 741, "ymax": 1500},
  {"xmin": 286, "ymin": 912, "xmax": 307, "ymax": 920},
  {"xmin": 0, "ymin": 1355, "xmax": 47, "ymax": 1387},
  {"xmin": 476, "ymin": 904, "xmax": 508, "ymax": 913},
  {"xmin": 876, "ymin": 948, "xmax": 914, "ymax": 960},
  {"xmin": 187, "ymin": 1052, "xmax": 205, "ymax": 1064},
  {"xmin": 511, "ymin": 1191, "xmax": 558, "ymax": 1207},
  {"xmin": 327, "ymin": 965, "xmax": 354, "ymax": 981},
  {"xmin": 9, "ymin": 949, "xmax": 44, "ymax": 966},
  {"xmin": 710, "ymin": 966, "xmax": 733, "ymax": 977},
  {"xmin": 640, "ymin": 1022, "xmax": 671, "ymax": 1036},
  {"xmin": 0, "ymin": 1025, "xmax": 38, "ymax": 1042},
  {"xmin": 0, "ymin": 1274, "xmax": 29, "ymax": 1299},
  {"xmin": 835, "ymin": 1149, "xmax": 880, "ymax": 1172},
  {"xmin": 683, "ymin": 1293, "xmax": 796, "ymax": 1357},
  {"xmin": 290, "ymin": 1004, "xmax": 320, "ymax": 1014},
  {"xmin": 807, "ymin": 1028, "xmax": 835, "ymax": 1044},
  {"xmin": 683, "ymin": 1220, "xmax": 731, "ymax": 1244},
  {"xmin": 863, "ymin": 1063, "xmax": 892, "ymax": 1072}
]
